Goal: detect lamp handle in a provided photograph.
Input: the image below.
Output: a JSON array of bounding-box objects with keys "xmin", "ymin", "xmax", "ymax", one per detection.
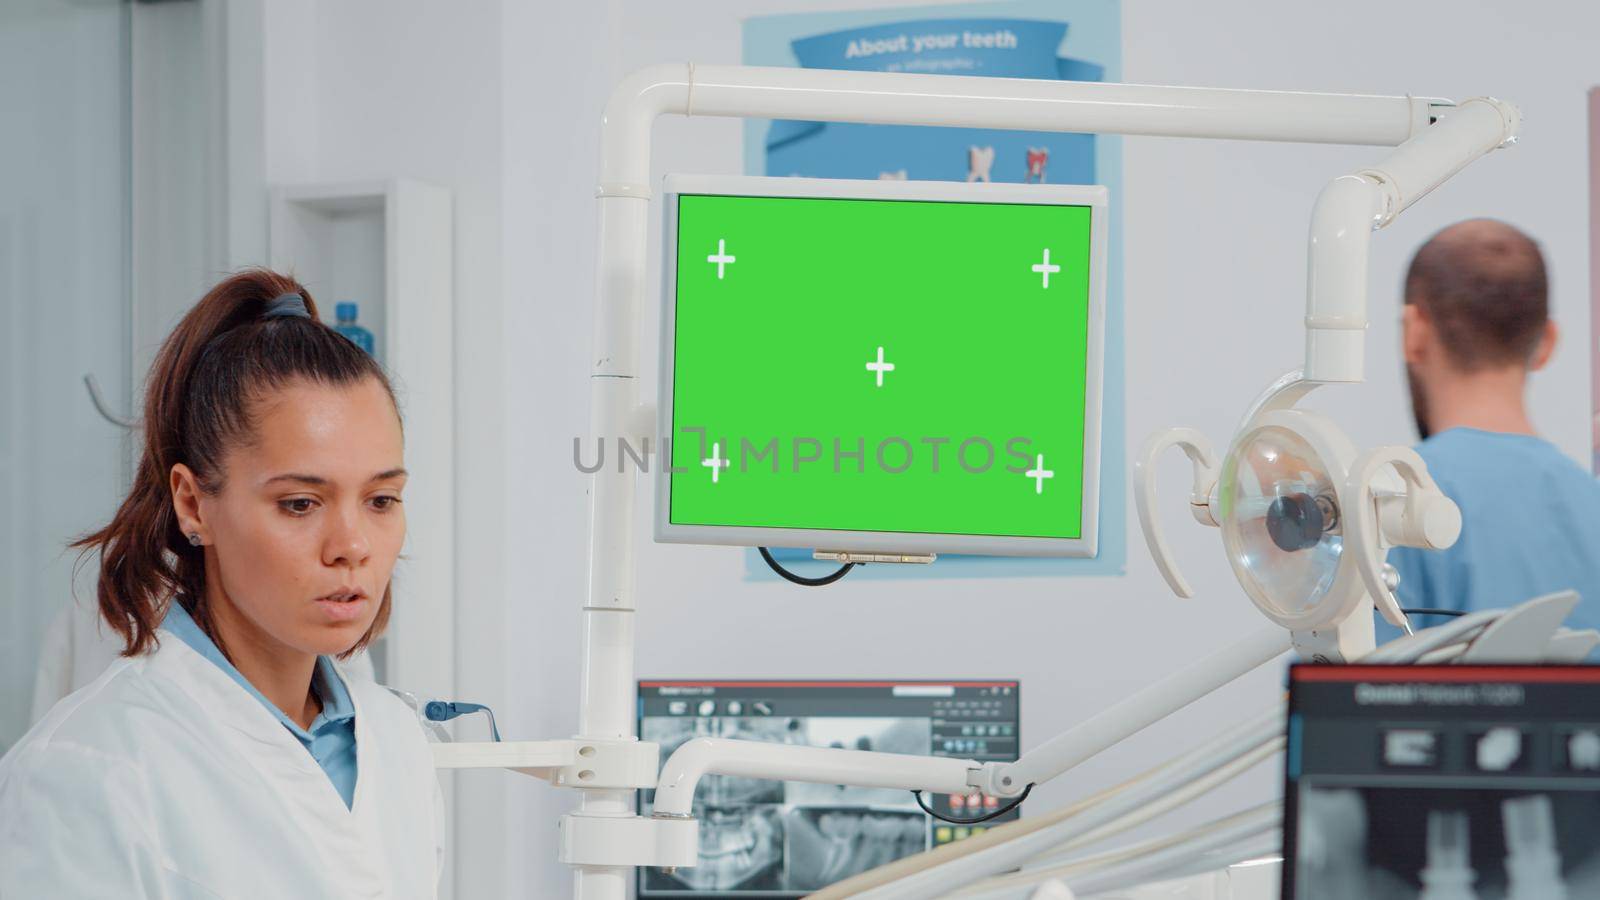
[
  {"xmin": 1134, "ymin": 427, "xmax": 1220, "ymax": 598},
  {"xmin": 1345, "ymin": 446, "xmax": 1462, "ymax": 632}
]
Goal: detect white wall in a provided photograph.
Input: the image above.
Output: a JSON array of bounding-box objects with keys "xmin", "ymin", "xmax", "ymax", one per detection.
[
  {"xmin": 497, "ymin": 0, "xmax": 1599, "ymax": 896},
  {"xmin": 254, "ymin": 2, "xmax": 507, "ymax": 895},
  {"xmin": 0, "ymin": 0, "xmax": 133, "ymax": 752},
  {"xmin": 497, "ymin": 1, "xmax": 614, "ymax": 896}
]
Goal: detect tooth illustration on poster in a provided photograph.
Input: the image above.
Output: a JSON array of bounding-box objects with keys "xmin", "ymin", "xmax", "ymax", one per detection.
[
  {"xmin": 967, "ymin": 145, "xmax": 995, "ymax": 182},
  {"xmin": 1025, "ymin": 146, "xmax": 1049, "ymax": 182}
]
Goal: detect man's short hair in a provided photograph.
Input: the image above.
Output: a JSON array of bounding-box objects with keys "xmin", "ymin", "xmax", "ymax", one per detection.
[{"xmin": 1404, "ymin": 218, "xmax": 1548, "ymax": 371}]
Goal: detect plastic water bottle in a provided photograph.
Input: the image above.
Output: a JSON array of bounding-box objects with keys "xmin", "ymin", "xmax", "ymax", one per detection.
[{"xmin": 334, "ymin": 302, "xmax": 375, "ymax": 355}]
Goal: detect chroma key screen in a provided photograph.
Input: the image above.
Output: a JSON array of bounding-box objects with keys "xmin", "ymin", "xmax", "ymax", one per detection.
[{"xmin": 661, "ymin": 188, "xmax": 1100, "ymax": 548}]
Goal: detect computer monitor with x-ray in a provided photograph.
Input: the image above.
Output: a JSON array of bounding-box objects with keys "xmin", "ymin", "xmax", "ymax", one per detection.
[
  {"xmin": 1284, "ymin": 664, "xmax": 1600, "ymax": 900},
  {"xmin": 637, "ymin": 679, "xmax": 1021, "ymax": 898}
]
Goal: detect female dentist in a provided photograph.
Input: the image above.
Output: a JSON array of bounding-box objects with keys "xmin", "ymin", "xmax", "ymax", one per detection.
[{"xmin": 0, "ymin": 270, "xmax": 443, "ymax": 897}]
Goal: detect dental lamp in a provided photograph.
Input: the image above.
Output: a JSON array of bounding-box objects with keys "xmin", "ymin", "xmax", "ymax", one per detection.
[
  {"xmin": 1134, "ymin": 97, "xmax": 1522, "ymax": 663},
  {"xmin": 431, "ymin": 65, "xmax": 1529, "ymax": 900},
  {"xmin": 1135, "ymin": 370, "xmax": 1465, "ymax": 662}
]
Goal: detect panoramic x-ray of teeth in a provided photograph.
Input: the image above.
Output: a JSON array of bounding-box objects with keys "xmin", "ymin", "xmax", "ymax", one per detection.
[
  {"xmin": 644, "ymin": 806, "xmax": 786, "ymax": 893},
  {"xmin": 639, "ymin": 713, "xmax": 938, "ymax": 894},
  {"xmin": 785, "ymin": 808, "xmax": 928, "ymax": 890}
]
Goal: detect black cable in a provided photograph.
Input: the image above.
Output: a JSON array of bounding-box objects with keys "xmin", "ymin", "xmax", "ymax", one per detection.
[
  {"xmin": 1401, "ymin": 607, "xmax": 1469, "ymax": 618},
  {"xmin": 912, "ymin": 784, "xmax": 1033, "ymax": 825},
  {"xmin": 758, "ymin": 546, "xmax": 856, "ymax": 587}
]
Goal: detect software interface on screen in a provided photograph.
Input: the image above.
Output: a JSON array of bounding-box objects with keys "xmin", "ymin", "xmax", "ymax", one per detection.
[
  {"xmin": 1285, "ymin": 665, "xmax": 1600, "ymax": 900},
  {"xmin": 665, "ymin": 191, "xmax": 1096, "ymax": 542},
  {"xmin": 638, "ymin": 680, "xmax": 1021, "ymax": 898}
]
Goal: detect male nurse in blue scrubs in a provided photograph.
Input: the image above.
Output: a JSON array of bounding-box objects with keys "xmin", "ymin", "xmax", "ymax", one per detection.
[{"xmin": 1389, "ymin": 219, "xmax": 1600, "ymax": 633}]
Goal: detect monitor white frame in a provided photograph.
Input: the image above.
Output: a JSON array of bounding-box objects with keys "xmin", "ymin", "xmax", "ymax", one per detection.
[{"xmin": 654, "ymin": 174, "xmax": 1108, "ymax": 558}]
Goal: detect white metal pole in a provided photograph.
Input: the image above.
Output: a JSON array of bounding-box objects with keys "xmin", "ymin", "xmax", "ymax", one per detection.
[
  {"xmin": 1303, "ymin": 96, "xmax": 1517, "ymax": 382},
  {"xmin": 570, "ymin": 94, "xmax": 677, "ymax": 898},
  {"xmin": 1302, "ymin": 175, "xmax": 1387, "ymax": 383}
]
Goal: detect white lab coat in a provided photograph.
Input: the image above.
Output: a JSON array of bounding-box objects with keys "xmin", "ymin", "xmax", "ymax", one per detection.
[
  {"xmin": 0, "ymin": 625, "xmax": 442, "ymax": 898},
  {"xmin": 29, "ymin": 596, "xmax": 376, "ymax": 726},
  {"xmin": 28, "ymin": 595, "xmax": 127, "ymax": 725}
]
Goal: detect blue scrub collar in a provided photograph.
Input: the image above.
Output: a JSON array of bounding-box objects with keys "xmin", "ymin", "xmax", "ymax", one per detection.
[{"xmin": 161, "ymin": 601, "xmax": 355, "ymax": 736}]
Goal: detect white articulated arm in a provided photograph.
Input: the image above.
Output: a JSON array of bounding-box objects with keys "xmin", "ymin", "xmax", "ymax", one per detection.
[
  {"xmin": 651, "ymin": 738, "xmax": 977, "ymax": 819},
  {"xmin": 1359, "ymin": 97, "xmax": 1521, "ymax": 224},
  {"xmin": 1303, "ymin": 175, "xmax": 1387, "ymax": 383},
  {"xmin": 604, "ymin": 65, "xmax": 1442, "ymax": 188},
  {"xmin": 1303, "ymin": 97, "xmax": 1519, "ymax": 383}
]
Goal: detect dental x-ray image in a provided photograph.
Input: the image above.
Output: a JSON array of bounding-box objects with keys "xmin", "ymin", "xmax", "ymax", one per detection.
[
  {"xmin": 784, "ymin": 808, "xmax": 927, "ymax": 891},
  {"xmin": 644, "ymin": 806, "xmax": 786, "ymax": 894},
  {"xmin": 1293, "ymin": 786, "xmax": 1600, "ymax": 899},
  {"xmin": 637, "ymin": 680, "xmax": 1022, "ymax": 897},
  {"xmin": 639, "ymin": 715, "xmax": 932, "ymax": 896}
]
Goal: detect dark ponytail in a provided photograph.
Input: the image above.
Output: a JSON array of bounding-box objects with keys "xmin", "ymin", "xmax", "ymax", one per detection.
[{"xmin": 74, "ymin": 268, "xmax": 399, "ymax": 657}]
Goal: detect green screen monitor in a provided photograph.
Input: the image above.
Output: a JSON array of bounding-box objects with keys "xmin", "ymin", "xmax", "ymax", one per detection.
[{"xmin": 655, "ymin": 175, "xmax": 1107, "ymax": 558}]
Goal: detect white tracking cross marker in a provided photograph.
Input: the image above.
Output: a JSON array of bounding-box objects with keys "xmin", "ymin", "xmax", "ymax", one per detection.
[
  {"xmin": 1031, "ymin": 248, "xmax": 1060, "ymax": 288},
  {"xmin": 707, "ymin": 239, "xmax": 736, "ymax": 279},
  {"xmin": 702, "ymin": 442, "xmax": 730, "ymax": 484},
  {"xmin": 1026, "ymin": 454, "xmax": 1055, "ymax": 494},
  {"xmin": 866, "ymin": 346, "xmax": 896, "ymax": 387}
]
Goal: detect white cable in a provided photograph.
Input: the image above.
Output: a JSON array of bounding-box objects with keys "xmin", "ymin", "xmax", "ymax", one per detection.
[
  {"xmin": 1070, "ymin": 827, "xmax": 1282, "ymax": 898},
  {"xmin": 955, "ymin": 804, "xmax": 1282, "ymax": 899},
  {"xmin": 962, "ymin": 800, "xmax": 1282, "ymax": 896},
  {"xmin": 1004, "ymin": 611, "xmax": 1493, "ymax": 891},
  {"xmin": 1075, "ymin": 834, "xmax": 1283, "ymax": 899},
  {"xmin": 1364, "ymin": 609, "xmax": 1501, "ymax": 662},
  {"xmin": 1416, "ymin": 641, "xmax": 1473, "ymax": 665},
  {"xmin": 856, "ymin": 709, "xmax": 1284, "ymax": 899},
  {"xmin": 841, "ymin": 705, "xmax": 1282, "ymax": 898},
  {"xmin": 857, "ymin": 608, "xmax": 1521, "ymax": 899},
  {"xmin": 990, "ymin": 626, "xmax": 1291, "ymax": 792},
  {"xmin": 1020, "ymin": 736, "xmax": 1284, "ymax": 870}
]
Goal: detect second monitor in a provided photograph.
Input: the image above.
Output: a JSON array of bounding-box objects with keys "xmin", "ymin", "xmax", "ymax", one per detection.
[{"xmin": 639, "ymin": 679, "xmax": 1022, "ymax": 898}]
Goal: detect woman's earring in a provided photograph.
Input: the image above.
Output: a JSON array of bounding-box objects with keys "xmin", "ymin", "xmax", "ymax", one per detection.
[{"xmin": 187, "ymin": 533, "xmax": 203, "ymax": 547}]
